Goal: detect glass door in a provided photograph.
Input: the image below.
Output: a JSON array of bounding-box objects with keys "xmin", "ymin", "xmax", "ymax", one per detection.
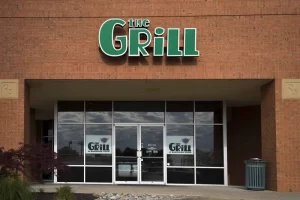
[
  {"xmin": 140, "ymin": 126, "xmax": 165, "ymax": 184},
  {"xmin": 115, "ymin": 126, "xmax": 139, "ymax": 183},
  {"xmin": 114, "ymin": 125, "xmax": 165, "ymax": 184}
]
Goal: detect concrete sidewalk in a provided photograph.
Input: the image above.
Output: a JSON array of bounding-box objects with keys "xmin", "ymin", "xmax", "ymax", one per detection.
[{"xmin": 32, "ymin": 184, "xmax": 300, "ymax": 200}]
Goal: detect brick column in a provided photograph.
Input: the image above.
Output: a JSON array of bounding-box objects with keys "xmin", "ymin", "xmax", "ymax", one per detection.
[
  {"xmin": 261, "ymin": 80, "xmax": 277, "ymax": 191},
  {"xmin": 0, "ymin": 79, "xmax": 29, "ymax": 150},
  {"xmin": 261, "ymin": 79, "xmax": 300, "ymax": 192}
]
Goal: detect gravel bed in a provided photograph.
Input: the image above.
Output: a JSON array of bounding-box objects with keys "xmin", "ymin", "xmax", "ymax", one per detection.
[
  {"xmin": 34, "ymin": 192, "xmax": 206, "ymax": 200},
  {"xmin": 94, "ymin": 192, "xmax": 193, "ymax": 200}
]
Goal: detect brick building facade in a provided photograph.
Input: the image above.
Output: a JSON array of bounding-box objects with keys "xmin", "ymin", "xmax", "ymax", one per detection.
[{"xmin": 0, "ymin": 0, "xmax": 299, "ymax": 192}]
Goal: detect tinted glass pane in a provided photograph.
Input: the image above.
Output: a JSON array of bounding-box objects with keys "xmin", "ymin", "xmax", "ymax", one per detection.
[
  {"xmin": 114, "ymin": 101, "xmax": 164, "ymax": 123},
  {"xmin": 167, "ymin": 155, "xmax": 194, "ymax": 166},
  {"xmin": 115, "ymin": 126, "xmax": 137, "ymax": 157},
  {"xmin": 86, "ymin": 124, "xmax": 112, "ymax": 135},
  {"xmin": 85, "ymin": 124, "xmax": 112, "ymax": 165},
  {"xmin": 141, "ymin": 158, "xmax": 163, "ymax": 182},
  {"xmin": 196, "ymin": 125, "xmax": 223, "ymax": 167},
  {"xmin": 57, "ymin": 124, "xmax": 84, "ymax": 165},
  {"xmin": 57, "ymin": 167, "xmax": 84, "ymax": 182},
  {"xmin": 196, "ymin": 168, "xmax": 224, "ymax": 184},
  {"xmin": 167, "ymin": 124, "xmax": 194, "ymax": 136},
  {"xmin": 141, "ymin": 126, "xmax": 163, "ymax": 157},
  {"xmin": 86, "ymin": 167, "xmax": 112, "ymax": 183},
  {"xmin": 116, "ymin": 157, "xmax": 138, "ymax": 181},
  {"xmin": 195, "ymin": 101, "xmax": 222, "ymax": 124},
  {"xmin": 58, "ymin": 112, "xmax": 84, "ymax": 123},
  {"xmin": 86, "ymin": 155, "xmax": 112, "ymax": 165},
  {"xmin": 86, "ymin": 101, "xmax": 112, "ymax": 123},
  {"xmin": 167, "ymin": 168, "xmax": 194, "ymax": 184},
  {"xmin": 58, "ymin": 101, "xmax": 84, "ymax": 123},
  {"xmin": 166, "ymin": 101, "xmax": 193, "ymax": 123},
  {"xmin": 167, "ymin": 125, "xmax": 194, "ymax": 166},
  {"xmin": 58, "ymin": 101, "xmax": 84, "ymax": 111}
]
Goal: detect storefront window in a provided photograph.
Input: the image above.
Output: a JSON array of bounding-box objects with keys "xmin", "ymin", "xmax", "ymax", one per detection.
[
  {"xmin": 55, "ymin": 101, "xmax": 225, "ymax": 185},
  {"xmin": 195, "ymin": 101, "xmax": 222, "ymax": 124},
  {"xmin": 86, "ymin": 101, "xmax": 112, "ymax": 123},
  {"xmin": 114, "ymin": 101, "xmax": 164, "ymax": 123},
  {"xmin": 166, "ymin": 125, "xmax": 194, "ymax": 166},
  {"xmin": 196, "ymin": 168, "xmax": 224, "ymax": 185},
  {"xmin": 57, "ymin": 124, "xmax": 84, "ymax": 165},
  {"xmin": 166, "ymin": 101, "xmax": 193, "ymax": 123},
  {"xmin": 196, "ymin": 125, "xmax": 223, "ymax": 167},
  {"xmin": 85, "ymin": 124, "xmax": 112, "ymax": 165},
  {"xmin": 57, "ymin": 167, "xmax": 84, "ymax": 182},
  {"xmin": 58, "ymin": 101, "xmax": 84, "ymax": 123},
  {"xmin": 167, "ymin": 168, "xmax": 194, "ymax": 184},
  {"xmin": 86, "ymin": 167, "xmax": 112, "ymax": 183}
]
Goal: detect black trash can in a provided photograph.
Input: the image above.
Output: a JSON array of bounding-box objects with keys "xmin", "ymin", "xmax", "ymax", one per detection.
[{"xmin": 245, "ymin": 158, "xmax": 267, "ymax": 190}]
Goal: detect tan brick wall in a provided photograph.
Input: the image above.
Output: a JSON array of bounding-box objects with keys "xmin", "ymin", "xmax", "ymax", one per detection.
[{"xmin": 0, "ymin": 0, "xmax": 299, "ymax": 191}]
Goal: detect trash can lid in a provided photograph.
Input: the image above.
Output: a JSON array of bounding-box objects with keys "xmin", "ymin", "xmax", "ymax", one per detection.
[{"xmin": 250, "ymin": 158, "xmax": 262, "ymax": 160}]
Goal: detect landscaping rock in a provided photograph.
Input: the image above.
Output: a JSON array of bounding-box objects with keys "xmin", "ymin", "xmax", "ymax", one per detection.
[{"xmin": 95, "ymin": 192, "xmax": 188, "ymax": 200}]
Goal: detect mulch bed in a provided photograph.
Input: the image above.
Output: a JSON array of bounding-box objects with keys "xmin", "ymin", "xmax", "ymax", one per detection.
[{"xmin": 34, "ymin": 193, "xmax": 98, "ymax": 200}]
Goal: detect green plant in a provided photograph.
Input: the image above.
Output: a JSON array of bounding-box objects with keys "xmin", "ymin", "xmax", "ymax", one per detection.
[
  {"xmin": 0, "ymin": 177, "xmax": 34, "ymax": 200},
  {"xmin": 38, "ymin": 187, "xmax": 45, "ymax": 193},
  {"xmin": 55, "ymin": 185, "xmax": 74, "ymax": 200}
]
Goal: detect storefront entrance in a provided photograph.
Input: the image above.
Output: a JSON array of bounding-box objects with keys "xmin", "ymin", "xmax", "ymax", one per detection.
[
  {"xmin": 53, "ymin": 100, "xmax": 226, "ymax": 185},
  {"xmin": 115, "ymin": 125, "xmax": 165, "ymax": 184}
]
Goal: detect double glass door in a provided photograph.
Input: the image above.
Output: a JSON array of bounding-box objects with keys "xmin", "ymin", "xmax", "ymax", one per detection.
[{"xmin": 114, "ymin": 125, "xmax": 165, "ymax": 184}]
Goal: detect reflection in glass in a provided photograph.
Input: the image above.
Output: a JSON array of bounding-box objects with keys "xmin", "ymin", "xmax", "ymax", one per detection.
[
  {"xmin": 141, "ymin": 158, "xmax": 163, "ymax": 182},
  {"xmin": 58, "ymin": 112, "xmax": 84, "ymax": 123},
  {"xmin": 141, "ymin": 126, "xmax": 163, "ymax": 157},
  {"xmin": 116, "ymin": 157, "xmax": 138, "ymax": 181},
  {"xmin": 167, "ymin": 125, "xmax": 194, "ymax": 166},
  {"xmin": 86, "ymin": 124, "xmax": 112, "ymax": 136},
  {"xmin": 114, "ymin": 101, "xmax": 164, "ymax": 123},
  {"xmin": 196, "ymin": 168, "xmax": 224, "ymax": 184},
  {"xmin": 166, "ymin": 101, "xmax": 193, "ymax": 123},
  {"xmin": 85, "ymin": 124, "xmax": 112, "ymax": 165},
  {"xmin": 115, "ymin": 126, "xmax": 138, "ymax": 182},
  {"xmin": 167, "ymin": 168, "xmax": 194, "ymax": 184},
  {"xmin": 196, "ymin": 125, "xmax": 223, "ymax": 167},
  {"xmin": 115, "ymin": 126, "xmax": 137, "ymax": 157},
  {"xmin": 86, "ymin": 155, "xmax": 112, "ymax": 165},
  {"xmin": 167, "ymin": 124, "xmax": 194, "ymax": 136},
  {"xmin": 167, "ymin": 155, "xmax": 194, "ymax": 166},
  {"xmin": 58, "ymin": 101, "xmax": 84, "ymax": 123},
  {"xmin": 195, "ymin": 101, "xmax": 222, "ymax": 124},
  {"xmin": 86, "ymin": 167, "xmax": 112, "ymax": 182},
  {"xmin": 57, "ymin": 124, "xmax": 84, "ymax": 165},
  {"xmin": 57, "ymin": 167, "xmax": 84, "ymax": 182},
  {"xmin": 86, "ymin": 101, "xmax": 112, "ymax": 123}
]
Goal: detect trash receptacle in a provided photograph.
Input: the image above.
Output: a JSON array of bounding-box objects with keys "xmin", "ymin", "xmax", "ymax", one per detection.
[{"xmin": 245, "ymin": 158, "xmax": 266, "ymax": 190}]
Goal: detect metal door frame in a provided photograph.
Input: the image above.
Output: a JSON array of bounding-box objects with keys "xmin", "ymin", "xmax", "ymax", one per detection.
[{"xmin": 113, "ymin": 124, "xmax": 166, "ymax": 185}]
